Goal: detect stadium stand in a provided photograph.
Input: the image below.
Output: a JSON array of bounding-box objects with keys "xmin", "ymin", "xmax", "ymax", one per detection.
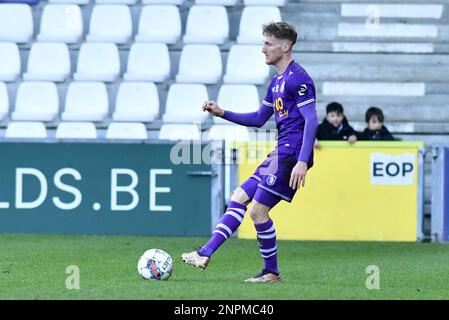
[
  {"xmin": 0, "ymin": 4, "xmax": 33, "ymax": 43},
  {"xmin": 237, "ymin": 6, "xmax": 281, "ymax": 44},
  {"xmin": 12, "ymin": 81, "xmax": 59, "ymax": 121},
  {"xmin": 176, "ymin": 44, "xmax": 222, "ymax": 84},
  {"xmin": 5, "ymin": 122, "xmax": 47, "ymax": 138},
  {"xmin": 135, "ymin": 5, "xmax": 181, "ymax": 44},
  {"xmin": 183, "ymin": 5, "xmax": 229, "ymax": 45},
  {"xmin": 23, "ymin": 42, "xmax": 71, "ymax": 82},
  {"xmin": 158, "ymin": 123, "xmax": 201, "ymax": 140},
  {"xmin": 61, "ymin": 82, "xmax": 108, "ymax": 121},
  {"xmin": 55, "ymin": 121, "xmax": 97, "ymax": 139},
  {"xmin": 0, "ymin": 83, "xmax": 9, "ymax": 121},
  {"xmin": 162, "ymin": 84, "xmax": 210, "ymax": 123},
  {"xmin": 73, "ymin": 43, "xmax": 120, "ymax": 82},
  {"xmin": 124, "ymin": 43, "xmax": 170, "ymax": 82},
  {"xmin": 223, "ymin": 45, "xmax": 270, "ymax": 84},
  {"xmin": 86, "ymin": 4, "xmax": 132, "ymax": 43},
  {"xmin": 113, "ymin": 82, "xmax": 160, "ymax": 122},
  {"xmin": 206, "ymin": 124, "xmax": 250, "ymax": 142},
  {"xmin": 105, "ymin": 122, "xmax": 148, "ymax": 139},
  {"xmin": 214, "ymin": 84, "xmax": 260, "ymax": 124},
  {"xmin": 0, "ymin": 43, "xmax": 20, "ymax": 82},
  {"xmin": 37, "ymin": 4, "xmax": 83, "ymax": 43}
]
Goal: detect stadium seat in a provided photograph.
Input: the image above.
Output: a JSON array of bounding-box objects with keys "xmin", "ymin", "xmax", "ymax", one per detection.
[
  {"xmin": 215, "ymin": 84, "xmax": 260, "ymax": 124},
  {"xmin": 12, "ymin": 82, "xmax": 59, "ymax": 122},
  {"xmin": 56, "ymin": 122, "xmax": 98, "ymax": 139},
  {"xmin": 62, "ymin": 82, "xmax": 109, "ymax": 121},
  {"xmin": 162, "ymin": 84, "xmax": 210, "ymax": 123},
  {"xmin": 74, "ymin": 43, "xmax": 120, "ymax": 82},
  {"xmin": 0, "ymin": 43, "xmax": 20, "ymax": 82},
  {"xmin": 176, "ymin": 45, "xmax": 222, "ymax": 84},
  {"xmin": 23, "ymin": 43, "xmax": 71, "ymax": 82},
  {"xmin": 206, "ymin": 124, "xmax": 250, "ymax": 142},
  {"xmin": 0, "ymin": 4, "xmax": 33, "ymax": 43},
  {"xmin": 158, "ymin": 124, "xmax": 200, "ymax": 141},
  {"xmin": 113, "ymin": 82, "xmax": 159, "ymax": 122},
  {"xmin": 195, "ymin": 0, "xmax": 238, "ymax": 6},
  {"xmin": 243, "ymin": 0, "xmax": 286, "ymax": 6},
  {"xmin": 86, "ymin": 5, "xmax": 132, "ymax": 44},
  {"xmin": 49, "ymin": 0, "xmax": 90, "ymax": 4},
  {"xmin": 142, "ymin": 0, "xmax": 183, "ymax": 5},
  {"xmin": 0, "ymin": 82, "xmax": 9, "ymax": 121},
  {"xmin": 96, "ymin": 0, "xmax": 137, "ymax": 4},
  {"xmin": 37, "ymin": 4, "xmax": 83, "ymax": 43},
  {"xmin": 223, "ymin": 45, "xmax": 269, "ymax": 85},
  {"xmin": 237, "ymin": 6, "xmax": 282, "ymax": 44},
  {"xmin": 106, "ymin": 122, "xmax": 148, "ymax": 139},
  {"xmin": 5, "ymin": 122, "xmax": 47, "ymax": 139},
  {"xmin": 135, "ymin": 6, "xmax": 181, "ymax": 44},
  {"xmin": 124, "ymin": 43, "xmax": 170, "ymax": 82},
  {"xmin": 183, "ymin": 6, "xmax": 229, "ymax": 45}
]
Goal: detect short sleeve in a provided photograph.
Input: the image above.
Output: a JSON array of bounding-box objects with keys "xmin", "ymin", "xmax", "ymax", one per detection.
[
  {"xmin": 286, "ymin": 74, "xmax": 316, "ymax": 108},
  {"xmin": 262, "ymin": 78, "xmax": 275, "ymax": 108}
]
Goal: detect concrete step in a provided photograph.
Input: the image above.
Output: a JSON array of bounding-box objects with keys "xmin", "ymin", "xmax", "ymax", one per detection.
[{"xmin": 295, "ymin": 41, "xmax": 449, "ymax": 53}]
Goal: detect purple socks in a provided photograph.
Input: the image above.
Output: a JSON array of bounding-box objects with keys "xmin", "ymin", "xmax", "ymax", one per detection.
[
  {"xmin": 198, "ymin": 201, "xmax": 247, "ymax": 257},
  {"xmin": 255, "ymin": 219, "xmax": 278, "ymax": 274}
]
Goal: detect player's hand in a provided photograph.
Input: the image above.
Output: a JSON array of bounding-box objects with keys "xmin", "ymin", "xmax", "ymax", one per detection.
[
  {"xmin": 348, "ymin": 135, "xmax": 357, "ymax": 144},
  {"xmin": 202, "ymin": 100, "xmax": 224, "ymax": 117},
  {"xmin": 289, "ymin": 161, "xmax": 308, "ymax": 190}
]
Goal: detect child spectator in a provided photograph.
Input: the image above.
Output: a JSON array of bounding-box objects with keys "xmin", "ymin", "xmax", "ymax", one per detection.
[
  {"xmin": 357, "ymin": 106, "xmax": 395, "ymax": 141},
  {"xmin": 315, "ymin": 102, "xmax": 357, "ymax": 148}
]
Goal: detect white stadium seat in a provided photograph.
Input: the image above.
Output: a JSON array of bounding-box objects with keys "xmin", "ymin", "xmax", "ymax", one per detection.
[
  {"xmin": 0, "ymin": 82, "xmax": 9, "ymax": 121},
  {"xmin": 56, "ymin": 122, "xmax": 98, "ymax": 139},
  {"xmin": 183, "ymin": 6, "xmax": 229, "ymax": 45},
  {"xmin": 86, "ymin": 5, "xmax": 132, "ymax": 44},
  {"xmin": 37, "ymin": 4, "xmax": 83, "ymax": 43},
  {"xmin": 207, "ymin": 124, "xmax": 250, "ymax": 142},
  {"xmin": 24, "ymin": 43, "xmax": 71, "ymax": 82},
  {"xmin": 5, "ymin": 122, "xmax": 47, "ymax": 139},
  {"xmin": 135, "ymin": 6, "xmax": 181, "ymax": 44},
  {"xmin": 158, "ymin": 124, "xmax": 200, "ymax": 141},
  {"xmin": 74, "ymin": 43, "xmax": 120, "ymax": 82},
  {"xmin": 237, "ymin": 6, "xmax": 281, "ymax": 44},
  {"xmin": 0, "ymin": 43, "xmax": 20, "ymax": 82},
  {"xmin": 195, "ymin": 0, "xmax": 238, "ymax": 6},
  {"xmin": 243, "ymin": 0, "xmax": 286, "ymax": 6},
  {"xmin": 113, "ymin": 82, "xmax": 159, "ymax": 122},
  {"xmin": 62, "ymin": 82, "xmax": 109, "ymax": 121},
  {"xmin": 176, "ymin": 45, "xmax": 222, "ymax": 84},
  {"xmin": 0, "ymin": 4, "xmax": 33, "ymax": 43},
  {"xmin": 124, "ymin": 43, "xmax": 170, "ymax": 82},
  {"xmin": 106, "ymin": 122, "xmax": 148, "ymax": 139},
  {"xmin": 215, "ymin": 85, "xmax": 260, "ymax": 124},
  {"xmin": 12, "ymin": 82, "xmax": 59, "ymax": 122},
  {"xmin": 96, "ymin": 0, "xmax": 137, "ymax": 4},
  {"xmin": 49, "ymin": 0, "xmax": 90, "ymax": 4},
  {"xmin": 223, "ymin": 45, "xmax": 269, "ymax": 85},
  {"xmin": 162, "ymin": 84, "xmax": 209, "ymax": 123},
  {"xmin": 142, "ymin": 0, "xmax": 183, "ymax": 5}
]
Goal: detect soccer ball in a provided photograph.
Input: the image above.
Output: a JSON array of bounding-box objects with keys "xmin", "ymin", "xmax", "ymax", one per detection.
[{"xmin": 137, "ymin": 248, "xmax": 173, "ymax": 280}]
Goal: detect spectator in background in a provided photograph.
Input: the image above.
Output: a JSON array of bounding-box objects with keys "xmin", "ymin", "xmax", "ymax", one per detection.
[
  {"xmin": 315, "ymin": 102, "xmax": 357, "ymax": 148},
  {"xmin": 357, "ymin": 106, "xmax": 395, "ymax": 141}
]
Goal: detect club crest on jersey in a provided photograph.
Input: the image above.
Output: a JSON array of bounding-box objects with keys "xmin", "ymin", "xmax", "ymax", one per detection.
[
  {"xmin": 298, "ymin": 84, "xmax": 307, "ymax": 96},
  {"xmin": 267, "ymin": 174, "xmax": 277, "ymax": 186}
]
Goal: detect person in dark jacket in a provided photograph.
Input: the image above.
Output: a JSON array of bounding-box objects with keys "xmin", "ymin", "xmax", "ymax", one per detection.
[
  {"xmin": 357, "ymin": 106, "xmax": 395, "ymax": 141},
  {"xmin": 315, "ymin": 102, "xmax": 357, "ymax": 148}
]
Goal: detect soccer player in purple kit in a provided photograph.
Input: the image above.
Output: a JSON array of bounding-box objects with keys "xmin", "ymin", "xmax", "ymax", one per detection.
[{"xmin": 181, "ymin": 22, "xmax": 319, "ymax": 283}]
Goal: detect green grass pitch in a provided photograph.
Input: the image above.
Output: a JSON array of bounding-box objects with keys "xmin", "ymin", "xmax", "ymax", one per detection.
[{"xmin": 1, "ymin": 234, "xmax": 449, "ymax": 300}]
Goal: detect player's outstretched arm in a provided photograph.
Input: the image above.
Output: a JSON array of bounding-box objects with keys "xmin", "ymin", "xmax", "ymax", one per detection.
[{"xmin": 202, "ymin": 100, "xmax": 273, "ymax": 128}]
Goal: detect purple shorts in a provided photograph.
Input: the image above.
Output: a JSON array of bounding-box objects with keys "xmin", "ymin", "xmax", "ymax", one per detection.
[{"xmin": 241, "ymin": 146, "xmax": 313, "ymax": 207}]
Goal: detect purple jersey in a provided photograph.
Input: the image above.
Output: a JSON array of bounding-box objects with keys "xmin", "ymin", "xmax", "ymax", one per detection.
[{"xmin": 263, "ymin": 60, "xmax": 316, "ymax": 161}]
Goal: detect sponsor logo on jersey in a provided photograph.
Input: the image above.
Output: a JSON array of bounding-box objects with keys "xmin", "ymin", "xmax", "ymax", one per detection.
[{"xmin": 298, "ymin": 84, "xmax": 307, "ymax": 96}]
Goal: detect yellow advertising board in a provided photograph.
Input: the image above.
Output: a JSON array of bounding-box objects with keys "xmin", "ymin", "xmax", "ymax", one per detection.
[{"xmin": 236, "ymin": 141, "xmax": 424, "ymax": 241}]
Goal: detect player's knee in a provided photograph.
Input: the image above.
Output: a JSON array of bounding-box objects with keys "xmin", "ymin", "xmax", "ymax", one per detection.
[
  {"xmin": 230, "ymin": 187, "xmax": 251, "ymax": 206},
  {"xmin": 249, "ymin": 202, "xmax": 270, "ymax": 224}
]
